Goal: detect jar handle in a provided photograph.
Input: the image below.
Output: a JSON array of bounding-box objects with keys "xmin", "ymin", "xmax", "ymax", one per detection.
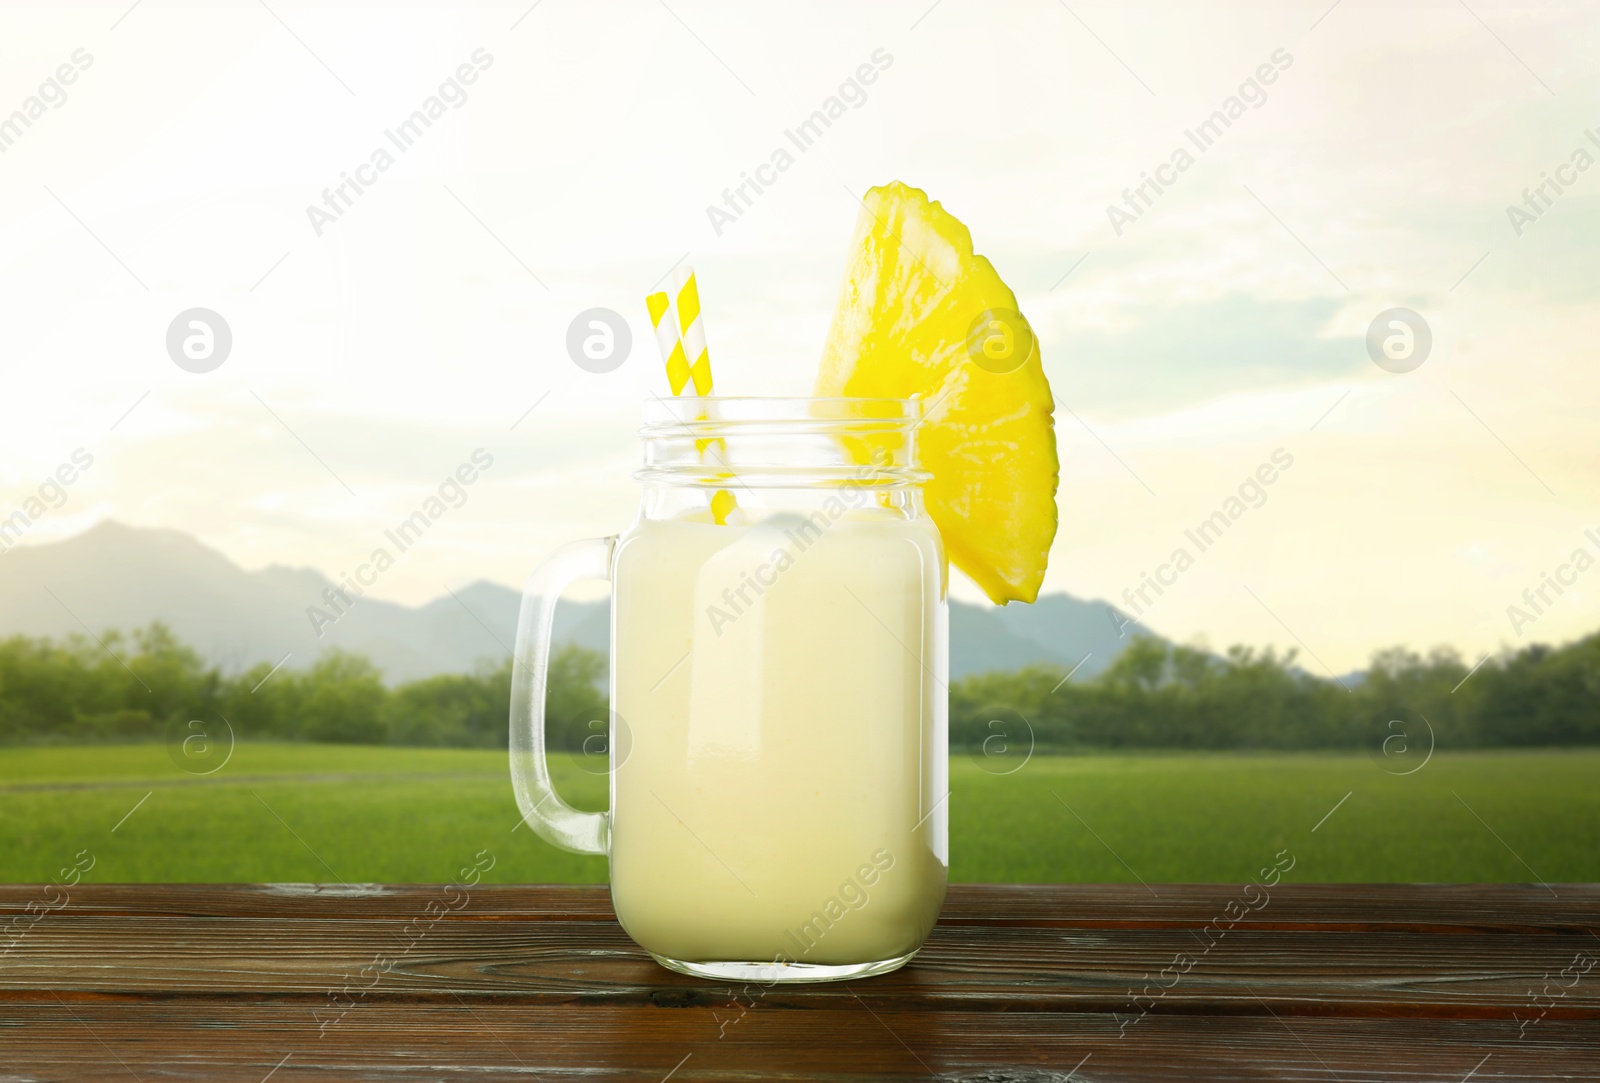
[{"xmin": 509, "ymin": 536, "xmax": 615, "ymax": 856}]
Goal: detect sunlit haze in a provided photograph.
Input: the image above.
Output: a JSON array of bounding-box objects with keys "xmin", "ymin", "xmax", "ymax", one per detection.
[{"xmin": 2, "ymin": 0, "xmax": 1597, "ymax": 674}]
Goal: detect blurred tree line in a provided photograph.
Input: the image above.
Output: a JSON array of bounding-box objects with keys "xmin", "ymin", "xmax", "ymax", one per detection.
[
  {"xmin": 0, "ymin": 624, "xmax": 605, "ymax": 749},
  {"xmin": 951, "ymin": 635, "xmax": 1600, "ymax": 751},
  {"xmin": 0, "ymin": 624, "xmax": 1595, "ymax": 750}
]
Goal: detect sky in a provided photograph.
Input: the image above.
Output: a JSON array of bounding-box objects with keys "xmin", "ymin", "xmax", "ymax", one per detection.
[{"xmin": 0, "ymin": 0, "xmax": 1597, "ymax": 675}]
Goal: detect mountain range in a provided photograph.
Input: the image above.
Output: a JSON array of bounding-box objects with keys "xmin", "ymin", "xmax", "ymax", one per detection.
[{"xmin": 0, "ymin": 522, "xmax": 1146, "ymax": 683}]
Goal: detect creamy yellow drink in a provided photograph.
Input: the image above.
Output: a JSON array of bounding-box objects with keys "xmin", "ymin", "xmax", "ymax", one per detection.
[{"xmin": 608, "ymin": 507, "xmax": 948, "ymax": 965}]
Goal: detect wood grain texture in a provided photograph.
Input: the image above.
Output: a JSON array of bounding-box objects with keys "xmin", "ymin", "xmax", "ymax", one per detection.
[{"xmin": 2, "ymin": 884, "xmax": 1597, "ymax": 1081}]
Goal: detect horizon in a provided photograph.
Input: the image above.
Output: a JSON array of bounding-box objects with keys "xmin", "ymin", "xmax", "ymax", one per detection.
[{"xmin": 2, "ymin": 517, "xmax": 1596, "ymax": 675}]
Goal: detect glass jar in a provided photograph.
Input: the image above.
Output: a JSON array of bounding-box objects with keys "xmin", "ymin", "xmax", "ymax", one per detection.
[{"xmin": 510, "ymin": 397, "xmax": 947, "ymax": 982}]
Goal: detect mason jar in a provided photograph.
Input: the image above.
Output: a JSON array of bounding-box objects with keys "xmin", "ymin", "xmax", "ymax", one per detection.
[{"xmin": 510, "ymin": 397, "xmax": 947, "ymax": 982}]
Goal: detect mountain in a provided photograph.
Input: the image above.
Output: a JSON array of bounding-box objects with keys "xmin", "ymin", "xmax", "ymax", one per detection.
[{"xmin": 0, "ymin": 522, "xmax": 1144, "ymax": 683}]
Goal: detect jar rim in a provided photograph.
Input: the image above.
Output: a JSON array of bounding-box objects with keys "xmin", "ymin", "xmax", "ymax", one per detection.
[{"xmin": 636, "ymin": 396, "xmax": 929, "ymax": 488}]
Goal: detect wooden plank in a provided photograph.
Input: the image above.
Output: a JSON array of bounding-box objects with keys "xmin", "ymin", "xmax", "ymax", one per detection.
[
  {"xmin": 5, "ymin": 918, "xmax": 1599, "ymax": 1018},
  {"xmin": 6, "ymin": 882, "xmax": 1597, "ymax": 930},
  {"xmin": 0, "ymin": 1002, "xmax": 1593, "ymax": 1082},
  {"xmin": 0, "ymin": 998, "xmax": 1593, "ymax": 1081}
]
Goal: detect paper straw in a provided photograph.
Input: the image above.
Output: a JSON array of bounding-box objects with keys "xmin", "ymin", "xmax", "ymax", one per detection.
[
  {"xmin": 646, "ymin": 274, "xmax": 737, "ymax": 524},
  {"xmin": 675, "ymin": 270, "xmax": 715, "ymax": 396},
  {"xmin": 647, "ymin": 291, "xmax": 694, "ymax": 396}
]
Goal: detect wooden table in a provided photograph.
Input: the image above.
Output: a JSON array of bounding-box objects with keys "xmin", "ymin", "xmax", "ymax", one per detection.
[{"xmin": 2, "ymin": 883, "xmax": 1596, "ymax": 1080}]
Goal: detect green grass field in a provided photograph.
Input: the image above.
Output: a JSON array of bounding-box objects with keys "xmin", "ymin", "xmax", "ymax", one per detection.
[{"xmin": 2, "ymin": 744, "xmax": 1595, "ymax": 884}]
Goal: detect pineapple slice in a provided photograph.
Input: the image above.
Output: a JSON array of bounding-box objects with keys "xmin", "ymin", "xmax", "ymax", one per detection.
[{"xmin": 816, "ymin": 182, "xmax": 1059, "ymax": 604}]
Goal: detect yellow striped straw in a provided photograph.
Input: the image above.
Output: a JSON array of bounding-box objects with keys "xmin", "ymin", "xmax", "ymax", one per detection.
[
  {"xmin": 675, "ymin": 270, "xmax": 715, "ymax": 396},
  {"xmin": 646, "ymin": 270, "xmax": 737, "ymax": 525},
  {"xmin": 646, "ymin": 290, "xmax": 692, "ymax": 393}
]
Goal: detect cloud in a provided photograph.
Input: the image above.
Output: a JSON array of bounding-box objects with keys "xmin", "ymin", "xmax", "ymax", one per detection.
[{"xmin": 1043, "ymin": 294, "xmax": 1355, "ymax": 417}]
